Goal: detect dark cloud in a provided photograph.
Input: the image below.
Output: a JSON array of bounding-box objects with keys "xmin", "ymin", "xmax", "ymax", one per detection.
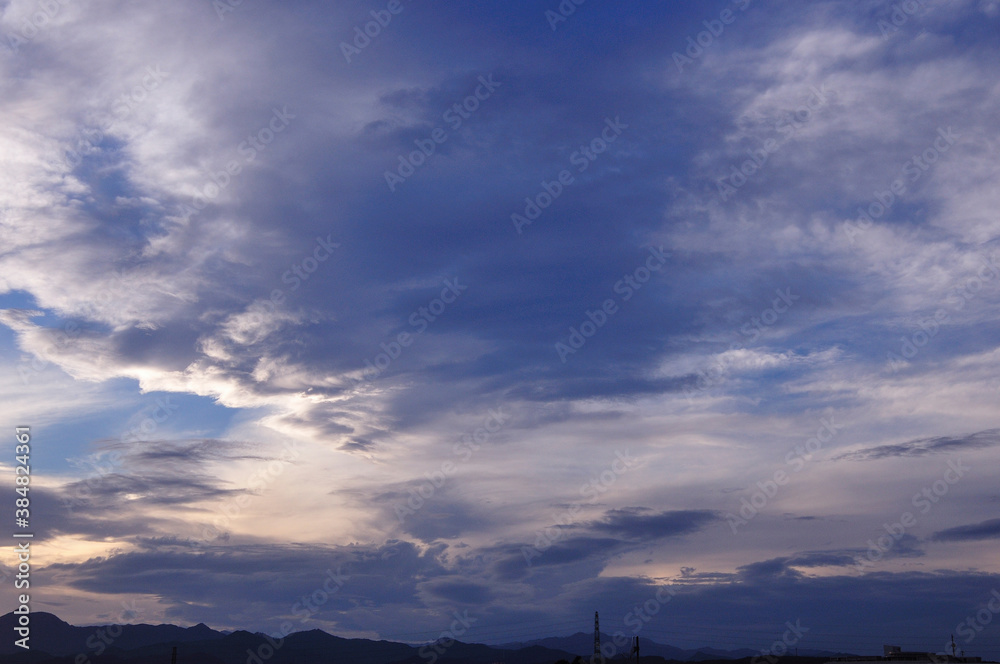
[
  {"xmin": 785, "ymin": 551, "xmax": 861, "ymax": 568},
  {"xmin": 834, "ymin": 429, "xmax": 1000, "ymax": 461},
  {"xmin": 587, "ymin": 508, "xmax": 720, "ymax": 542},
  {"xmin": 931, "ymin": 518, "xmax": 1000, "ymax": 542},
  {"xmin": 420, "ymin": 579, "xmax": 494, "ymax": 605},
  {"xmin": 45, "ymin": 540, "xmax": 445, "ymax": 628},
  {"xmin": 737, "ymin": 557, "xmax": 804, "ymax": 581}
]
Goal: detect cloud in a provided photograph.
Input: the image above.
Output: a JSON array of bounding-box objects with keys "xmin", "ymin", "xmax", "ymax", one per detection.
[
  {"xmin": 1, "ymin": 1, "xmax": 1000, "ymax": 654},
  {"xmin": 833, "ymin": 429, "xmax": 1000, "ymax": 461},
  {"xmin": 931, "ymin": 518, "xmax": 1000, "ymax": 542},
  {"xmin": 587, "ymin": 508, "xmax": 720, "ymax": 542}
]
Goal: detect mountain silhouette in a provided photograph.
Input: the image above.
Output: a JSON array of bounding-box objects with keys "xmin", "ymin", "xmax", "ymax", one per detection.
[
  {"xmin": 0, "ymin": 612, "xmax": 854, "ymax": 664},
  {"xmin": 497, "ymin": 632, "xmax": 849, "ymax": 661},
  {"xmin": 498, "ymin": 633, "xmax": 760, "ymax": 661},
  {"xmin": 0, "ymin": 612, "xmax": 224, "ymax": 656}
]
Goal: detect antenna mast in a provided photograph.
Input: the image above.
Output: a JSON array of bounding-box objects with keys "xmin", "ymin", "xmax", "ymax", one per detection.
[{"xmin": 594, "ymin": 612, "xmax": 601, "ymax": 662}]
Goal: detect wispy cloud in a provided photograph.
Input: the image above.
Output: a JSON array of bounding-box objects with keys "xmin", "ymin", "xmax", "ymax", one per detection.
[{"xmin": 833, "ymin": 429, "xmax": 1000, "ymax": 461}]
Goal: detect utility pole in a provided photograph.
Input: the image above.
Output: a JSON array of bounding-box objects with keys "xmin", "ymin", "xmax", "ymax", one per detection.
[
  {"xmin": 594, "ymin": 612, "xmax": 601, "ymax": 663},
  {"xmin": 632, "ymin": 636, "xmax": 640, "ymax": 664}
]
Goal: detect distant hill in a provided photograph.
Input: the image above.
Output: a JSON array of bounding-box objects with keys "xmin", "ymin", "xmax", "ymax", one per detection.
[
  {"xmin": 0, "ymin": 612, "xmax": 855, "ymax": 664},
  {"xmin": 0, "ymin": 612, "xmax": 225, "ymax": 656},
  {"xmin": 0, "ymin": 612, "xmax": 575, "ymax": 664},
  {"xmin": 687, "ymin": 649, "xmax": 759, "ymax": 660},
  {"xmin": 499, "ymin": 633, "xmax": 689, "ymax": 660},
  {"xmin": 496, "ymin": 632, "xmax": 850, "ymax": 661}
]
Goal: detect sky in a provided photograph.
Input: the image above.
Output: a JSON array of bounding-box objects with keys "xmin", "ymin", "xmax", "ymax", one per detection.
[{"xmin": 1, "ymin": 0, "xmax": 1000, "ymax": 658}]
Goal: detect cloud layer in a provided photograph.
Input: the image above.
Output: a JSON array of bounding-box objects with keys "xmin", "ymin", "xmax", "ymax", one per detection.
[{"xmin": 1, "ymin": 0, "xmax": 999, "ymax": 657}]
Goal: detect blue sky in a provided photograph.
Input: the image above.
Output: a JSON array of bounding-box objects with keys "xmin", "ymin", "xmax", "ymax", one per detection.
[{"xmin": 2, "ymin": 0, "xmax": 1000, "ymax": 658}]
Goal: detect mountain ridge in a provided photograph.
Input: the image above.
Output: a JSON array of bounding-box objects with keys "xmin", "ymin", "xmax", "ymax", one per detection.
[
  {"xmin": 497, "ymin": 632, "xmax": 848, "ymax": 660},
  {"xmin": 0, "ymin": 612, "xmax": 854, "ymax": 664}
]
